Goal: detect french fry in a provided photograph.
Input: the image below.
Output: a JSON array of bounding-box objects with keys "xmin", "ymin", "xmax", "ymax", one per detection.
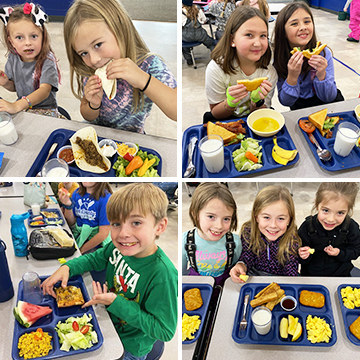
[
  {"xmin": 255, "ymin": 282, "xmax": 277, "ymax": 299},
  {"xmin": 250, "ymin": 291, "xmax": 278, "ymax": 308}
]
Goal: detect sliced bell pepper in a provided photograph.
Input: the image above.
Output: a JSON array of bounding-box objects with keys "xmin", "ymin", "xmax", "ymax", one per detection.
[
  {"xmin": 138, "ymin": 158, "xmax": 156, "ymax": 177},
  {"xmin": 125, "ymin": 155, "xmax": 143, "ymax": 175},
  {"xmin": 123, "ymin": 152, "xmax": 134, "ymax": 162}
]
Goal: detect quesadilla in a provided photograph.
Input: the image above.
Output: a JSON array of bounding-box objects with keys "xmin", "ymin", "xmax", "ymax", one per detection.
[
  {"xmin": 70, "ymin": 126, "xmax": 111, "ymax": 173},
  {"xmin": 95, "ymin": 60, "xmax": 116, "ymax": 100}
]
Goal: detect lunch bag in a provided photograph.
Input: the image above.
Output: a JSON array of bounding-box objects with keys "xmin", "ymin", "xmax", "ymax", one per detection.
[
  {"xmin": 23, "ymin": 182, "xmax": 46, "ymax": 208},
  {"xmin": 28, "ymin": 228, "xmax": 76, "ymax": 260}
]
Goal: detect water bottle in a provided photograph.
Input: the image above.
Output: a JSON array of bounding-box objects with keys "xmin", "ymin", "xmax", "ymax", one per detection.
[
  {"xmin": 10, "ymin": 212, "xmax": 30, "ymax": 257},
  {"xmin": 0, "ymin": 239, "xmax": 14, "ymax": 302}
]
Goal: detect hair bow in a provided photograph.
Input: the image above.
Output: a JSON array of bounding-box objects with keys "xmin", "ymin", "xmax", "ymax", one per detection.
[{"xmin": 0, "ymin": 3, "xmax": 48, "ymax": 27}]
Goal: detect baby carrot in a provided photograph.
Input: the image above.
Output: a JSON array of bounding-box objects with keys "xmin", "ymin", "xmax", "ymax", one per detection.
[{"xmin": 245, "ymin": 151, "xmax": 258, "ymax": 163}]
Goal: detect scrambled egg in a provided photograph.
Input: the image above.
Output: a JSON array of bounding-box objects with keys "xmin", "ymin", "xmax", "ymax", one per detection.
[
  {"xmin": 341, "ymin": 286, "xmax": 360, "ymax": 309},
  {"xmin": 182, "ymin": 313, "xmax": 201, "ymax": 341},
  {"xmin": 117, "ymin": 143, "xmax": 137, "ymax": 156},
  {"xmin": 306, "ymin": 315, "xmax": 332, "ymax": 343},
  {"xmin": 18, "ymin": 328, "xmax": 52, "ymax": 359}
]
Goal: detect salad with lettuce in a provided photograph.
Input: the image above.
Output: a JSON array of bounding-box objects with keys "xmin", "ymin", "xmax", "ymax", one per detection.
[
  {"xmin": 113, "ymin": 148, "xmax": 160, "ymax": 177},
  {"xmin": 55, "ymin": 313, "xmax": 98, "ymax": 351},
  {"xmin": 232, "ymin": 137, "xmax": 263, "ymax": 172}
]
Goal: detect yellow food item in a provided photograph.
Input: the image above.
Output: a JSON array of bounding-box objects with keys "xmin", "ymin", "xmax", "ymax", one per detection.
[
  {"xmin": 288, "ymin": 315, "xmax": 299, "ymax": 336},
  {"xmin": 239, "ymin": 274, "xmax": 249, "ymax": 282},
  {"xmin": 272, "ymin": 137, "xmax": 298, "ymax": 166},
  {"xmin": 292, "ymin": 322, "xmax": 302, "ymax": 342},
  {"xmin": 18, "ymin": 328, "xmax": 52, "ymax": 359},
  {"xmin": 290, "ymin": 41, "xmax": 327, "ymax": 59},
  {"xmin": 252, "ymin": 118, "xmax": 279, "ymax": 132},
  {"xmin": 306, "ymin": 315, "xmax": 332, "ymax": 343},
  {"xmin": 280, "ymin": 317, "xmax": 288, "ymax": 339},
  {"xmin": 309, "ymin": 248, "xmax": 315, "ymax": 254},
  {"xmin": 182, "ymin": 313, "xmax": 201, "ymax": 341},
  {"xmin": 117, "ymin": 143, "xmax": 137, "ymax": 157},
  {"xmin": 341, "ymin": 286, "xmax": 360, "ymax": 309},
  {"xmin": 349, "ymin": 316, "xmax": 360, "ymax": 340},
  {"xmin": 237, "ymin": 77, "xmax": 268, "ymax": 91}
]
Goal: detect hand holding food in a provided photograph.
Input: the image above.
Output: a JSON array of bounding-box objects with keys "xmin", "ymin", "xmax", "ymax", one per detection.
[
  {"xmin": 290, "ymin": 41, "xmax": 327, "ymax": 59},
  {"xmin": 95, "ymin": 60, "xmax": 116, "ymax": 100},
  {"xmin": 84, "ymin": 75, "xmax": 103, "ymax": 107},
  {"xmin": 239, "ymin": 274, "xmax": 249, "ymax": 282},
  {"xmin": 41, "ymin": 265, "xmax": 70, "ymax": 298},
  {"xmin": 237, "ymin": 77, "xmax": 268, "ymax": 92},
  {"xmin": 230, "ymin": 262, "xmax": 247, "ymax": 283}
]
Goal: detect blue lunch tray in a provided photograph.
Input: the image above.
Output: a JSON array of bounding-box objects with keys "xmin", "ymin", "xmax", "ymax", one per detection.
[
  {"xmin": 299, "ymin": 110, "xmax": 360, "ymax": 172},
  {"xmin": 232, "ymin": 283, "xmax": 337, "ymax": 347},
  {"xmin": 26, "ymin": 128, "xmax": 162, "ymax": 177},
  {"xmin": 28, "ymin": 208, "xmax": 65, "ymax": 228},
  {"xmin": 12, "ymin": 275, "xmax": 104, "ymax": 360},
  {"xmin": 337, "ymin": 284, "xmax": 360, "ymax": 346},
  {"xmin": 182, "ymin": 283, "xmax": 213, "ymax": 344},
  {"xmin": 182, "ymin": 118, "xmax": 299, "ymax": 178}
]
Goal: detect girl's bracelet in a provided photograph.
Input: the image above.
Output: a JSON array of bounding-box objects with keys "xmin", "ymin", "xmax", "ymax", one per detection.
[
  {"xmin": 59, "ymin": 199, "xmax": 74, "ymax": 210},
  {"xmin": 88, "ymin": 101, "xmax": 102, "ymax": 110},
  {"xmin": 140, "ymin": 73, "xmax": 152, "ymax": 92},
  {"xmin": 22, "ymin": 96, "xmax": 32, "ymax": 109}
]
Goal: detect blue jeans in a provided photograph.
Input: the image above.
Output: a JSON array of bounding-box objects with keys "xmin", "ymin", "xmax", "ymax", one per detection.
[{"xmin": 119, "ymin": 350, "xmax": 148, "ymax": 360}]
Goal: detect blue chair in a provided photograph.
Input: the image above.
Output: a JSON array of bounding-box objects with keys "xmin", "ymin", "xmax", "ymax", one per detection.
[
  {"xmin": 182, "ymin": 41, "xmax": 202, "ymax": 69},
  {"xmin": 146, "ymin": 340, "xmax": 164, "ymax": 360}
]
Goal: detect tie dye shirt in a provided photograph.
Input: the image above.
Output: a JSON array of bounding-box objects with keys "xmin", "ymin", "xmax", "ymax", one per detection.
[{"xmin": 85, "ymin": 55, "xmax": 177, "ymax": 133}]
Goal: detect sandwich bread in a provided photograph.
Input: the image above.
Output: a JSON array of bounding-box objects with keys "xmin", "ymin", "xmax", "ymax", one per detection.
[{"xmin": 207, "ymin": 121, "xmax": 237, "ymax": 145}]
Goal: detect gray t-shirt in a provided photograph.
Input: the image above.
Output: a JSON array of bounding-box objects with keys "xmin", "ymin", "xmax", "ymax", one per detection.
[{"xmin": 5, "ymin": 52, "xmax": 58, "ymax": 109}]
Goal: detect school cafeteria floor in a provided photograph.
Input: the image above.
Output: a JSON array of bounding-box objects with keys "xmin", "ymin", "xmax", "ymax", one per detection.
[
  {"xmin": 182, "ymin": 182, "xmax": 360, "ymax": 270},
  {"xmin": 0, "ymin": 20, "xmax": 177, "ymax": 140},
  {"xmin": 182, "ymin": 7, "xmax": 360, "ymax": 131}
]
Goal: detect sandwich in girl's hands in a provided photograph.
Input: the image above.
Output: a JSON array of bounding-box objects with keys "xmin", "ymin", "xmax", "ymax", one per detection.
[
  {"xmin": 95, "ymin": 60, "xmax": 116, "ymax": 100},
  {"xmin": 290, "ymin": 41, "xmax": 327, "ymax": 59}
]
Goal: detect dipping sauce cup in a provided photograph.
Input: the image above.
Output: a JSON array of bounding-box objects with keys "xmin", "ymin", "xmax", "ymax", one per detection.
[
  {"xmin": 199, "ymin": 134, "xmax": 224, "ymax": 173},
  {"xmin": 22, "ymin": 271, "xmax": 43, "ymax": 303},
  {"xmin": 280, "ymin": 295, "xmax": 297, "ymax": 311},
  {"xmin": 251, "ymin": 306, "xmax": 272, "ymax": 335},
  {"xmin": 333, "ymin": 121, "xmax": 360, "ymax": 157},
  {"xmin": 0, "ymin": 113, "xmax": 18, "ymax": 145}
]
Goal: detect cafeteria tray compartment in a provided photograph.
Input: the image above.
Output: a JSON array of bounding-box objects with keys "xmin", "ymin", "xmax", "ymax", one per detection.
[
  {"xmin": 299, "ymin": 111, "xmax": 360, "ymax": 172},
  {"xmin": 182, "ymin": 117, "xmax": 299, "ymax": 178},
  {"xmin": 232, "ymin": 283, "xmax": 337, "ymax": 347},
  {"xmin": 12, "ymin": 275, "xmax": 104, "ymax": 360},
  {"xmin": 26, "ymin": 128, "xmax": 162, "ymax": 177},
  {"xmin": 182, "ymin": 283, "xmax": 213, "ymax": 344}
]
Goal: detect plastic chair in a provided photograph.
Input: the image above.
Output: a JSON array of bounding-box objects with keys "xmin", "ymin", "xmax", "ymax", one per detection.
[
  {"xmin": 146, "ymin": 340, "xmax": 164, "ymax": 360},
  {"xmin": 182, "ymin": 41, "xmax": 202, "ymax": 69},
  {"xmin": 58, "ymin": 106, "xmax": 71, "ymax": 120}
]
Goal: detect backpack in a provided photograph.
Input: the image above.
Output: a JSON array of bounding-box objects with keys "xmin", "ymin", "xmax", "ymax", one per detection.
[
  {"xmin": 185, "ymin": 229, "xmax": 236, "ymax": 273},
  {"xmin": 305, "ymin": 215, "xmax": 351, "ymax": 248}
]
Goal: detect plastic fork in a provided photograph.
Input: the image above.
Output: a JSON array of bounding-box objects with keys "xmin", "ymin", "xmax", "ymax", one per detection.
[{"xmin": 239, "ymin": 294, "xmax": 250, "ymax": 331}]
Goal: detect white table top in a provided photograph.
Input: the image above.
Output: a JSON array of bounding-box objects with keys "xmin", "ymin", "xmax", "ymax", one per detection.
[
  {"xmin": 0, "ymin": 196, "xmax": 124, "ymax": 360},
  {"xmin": 0, "ymin": 182, "xmax": 53, "ymax": 197},
  {"xmin": 182, "ymin": 276, "xmax": 215, "ymax": 360},
  {"xmin": 0, "ymin": 111, "xmax": 176, "ymax": 177},
  {"xmin": 207, "ymin": 276, "xmax": 360, "ymax": 360}
]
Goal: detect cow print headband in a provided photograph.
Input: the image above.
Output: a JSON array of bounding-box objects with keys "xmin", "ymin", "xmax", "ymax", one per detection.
[{"xmin": 0, "ymin": 3, "xmax": 48, "ymax": 27}]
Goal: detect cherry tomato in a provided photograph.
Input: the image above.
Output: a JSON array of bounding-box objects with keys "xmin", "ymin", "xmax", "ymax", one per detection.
[
  {"xmin": 299, "ymin": 119, "xmax": 316, "ymax": 133},
  {"xmin": 72, "ymin": 321, "xmax": 79, "ymax": 331},
  {"xmin": 80, "ymin": 325, "xmax": 90, "ymax": 334}
]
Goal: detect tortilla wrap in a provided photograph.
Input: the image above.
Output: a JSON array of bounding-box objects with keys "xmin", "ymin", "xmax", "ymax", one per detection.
[
  {"xmin": 95, "ymin": 60, "xmax": 116, "ymax": 100},
  {"xmin": 69, "ymin": 126, "xmax": 111, "ymax": 173}
]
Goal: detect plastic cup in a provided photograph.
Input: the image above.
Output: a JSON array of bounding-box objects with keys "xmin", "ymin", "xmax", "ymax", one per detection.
[
  {"xmin": 31, "ymin": 204, "xmax": 41, "ymax": 216},
  {"xmin": 22, "ymin": 271, "xmax": 43, "ymax": 303},
  {"xmin": 333, "ymin": 122, "xmax": 360, "ymax": 157},
  {"xmin": 199, "ymin": 134, "xmax": 224, "ymax": 173},
  {"xmin": 280, "ymin": 295, "xmax": 297, "ymax": 311},
  {"xmin": 41, "ymin": 158, "xmax": 69, "ymax": 177},
  {"xmin": 0, "ymin": 113, "xmax": 18, "ymax": 145},
  {"xmin": 251, "ymin": 306, "xmax": 272, "ymax": 335}
]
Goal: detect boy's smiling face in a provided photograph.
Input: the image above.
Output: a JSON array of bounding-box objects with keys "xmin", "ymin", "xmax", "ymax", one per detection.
[{"xmin": 110, "ymin": 209, "xmax": 167, "ymax": 258}]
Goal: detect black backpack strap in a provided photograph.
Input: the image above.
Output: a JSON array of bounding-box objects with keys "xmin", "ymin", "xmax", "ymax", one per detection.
[
  {"xmin": 225, "ymin": 232, "xmax": 235, "ymax": 270},
  {"xmin": 306, "ymin": 215, "xmax": 317, "ymax": 238},
  {"xmin": 338, "ymin": 215, "xmax": 351, "ymax": 244},
  {"xmin": 185, "ymin": 229, "xmax": 198, "ymax": 273}
]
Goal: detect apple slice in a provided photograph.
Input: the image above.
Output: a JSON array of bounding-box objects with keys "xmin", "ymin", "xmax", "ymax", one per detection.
[
  {"xmin": 309, "ymin": 248, "xmax": 315, "ymax": 254},
  {"xmin": 292, "ymin": 322, "xmax": 302, "ymax": 341},
  {"xmin": 288, "ymin": 315, "xmax": 298, "ymax": 336},
  {"xmin": 239, "ymin": 275, "xmax": 249, "ymax": 282},
  {"xmin": 280, "ymin": 317, "xmax": 288, "ymax": 339}
]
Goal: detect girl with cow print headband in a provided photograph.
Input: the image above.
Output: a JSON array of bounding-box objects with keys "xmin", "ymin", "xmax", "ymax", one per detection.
[{"xmin": 0, "ymin": 3, "xmax": 62, "ymax": 118}]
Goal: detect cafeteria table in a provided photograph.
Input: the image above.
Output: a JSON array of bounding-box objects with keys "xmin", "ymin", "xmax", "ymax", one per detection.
[
  {"xmin": 206, "ymin": 276, "xmax": 360, "ymax": 360},
  {"xmin": 0, "ymin": 191, "xmax": 124, "ymax": 359},
  {"xmin": 182, "ymin": 275, "xmax": 215, "ymax": 360},
  {"xmin": 0, "ymin": 111, "xmax": 176, "ymax": 177}
]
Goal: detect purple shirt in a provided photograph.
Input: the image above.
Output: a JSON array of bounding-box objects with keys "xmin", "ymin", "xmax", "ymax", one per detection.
[{"xmin": 238, "ymin": 223, "xmax": 300, "ymax": 276}]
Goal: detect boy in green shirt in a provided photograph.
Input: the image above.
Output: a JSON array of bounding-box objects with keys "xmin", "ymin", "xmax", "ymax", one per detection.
[{"xmin": 42, "ymin": 183, "xmax": 178, "ymax": 360}]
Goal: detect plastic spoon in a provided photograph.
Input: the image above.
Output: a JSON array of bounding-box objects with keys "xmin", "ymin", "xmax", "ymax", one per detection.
[
  {"xmin": 184, "ymin": 137, "xmax": 197, "ymax": 178},
  {"xmin": 308, "ymin": 133, "xmax": 332, "ymax": 162},
  {"xmin": 37, "ymin": 143, "xmax": 58, "ymax": 176}
]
